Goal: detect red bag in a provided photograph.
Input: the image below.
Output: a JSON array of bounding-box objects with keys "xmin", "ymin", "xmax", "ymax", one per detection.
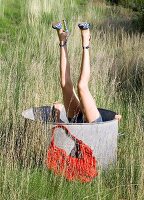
[{"xmin": 46, "ymin": 125, "xmax": 98, "ymax": 182}]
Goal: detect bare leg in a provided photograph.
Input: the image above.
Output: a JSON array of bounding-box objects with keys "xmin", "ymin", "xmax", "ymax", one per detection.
[
  {"xmin": 77, "ymin": 29, "xmax": 101, "ymax": 123},
  {"xmin": 57, "ymin": 29, "xmax": 81, "ymax": 118}
]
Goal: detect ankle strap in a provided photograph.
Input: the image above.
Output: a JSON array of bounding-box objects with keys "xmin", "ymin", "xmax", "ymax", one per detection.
[
  {"xmin": 59, "ymin": 41, "xmax": 67, "ymax": 47},
  {"xmin": 83, "ymin": 46, "xmax": 90, "ymax": 49}
]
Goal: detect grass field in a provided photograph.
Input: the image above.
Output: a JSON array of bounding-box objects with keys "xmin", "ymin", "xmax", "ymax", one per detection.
[{"xmin": 0, "ymin": 0, "xmax": 144, "ymax": 199}]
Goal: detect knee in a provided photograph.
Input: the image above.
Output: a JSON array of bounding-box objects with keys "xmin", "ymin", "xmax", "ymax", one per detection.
[
  {"xmin": 53, "ymin": 103, "xmax": 63, "ymax": 111},
  {"xmin": 77, "ymin": 80, "xmax": 88, "ymax": 94},
  {"xmin": 53, "ymin": 103, "xmax": 64, "ymax": 122},
  {"xmin": 115, "ymin": 114, "xmax": 122, "ymax": 121}
]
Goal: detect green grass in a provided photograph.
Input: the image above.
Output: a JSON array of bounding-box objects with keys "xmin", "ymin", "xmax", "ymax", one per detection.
[{"xmin": 0, "ymin": 0, "xmax": 144, "ymax": 199}]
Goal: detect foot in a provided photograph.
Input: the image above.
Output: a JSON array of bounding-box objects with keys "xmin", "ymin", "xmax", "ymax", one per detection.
[
  {"xmin": 78, "ymin": 22, "xmax": 91, "ymax": 47},
  {"xmin": 52, "ymin": 21, "xmax": 69, "ymax": 45},
  {"xmin": 80, "ymin": 28, "xmax": 91, "ymax": 48},
  {"xmin": 57, "ymin": 29, "xmax": 69, "ymax": 46}
]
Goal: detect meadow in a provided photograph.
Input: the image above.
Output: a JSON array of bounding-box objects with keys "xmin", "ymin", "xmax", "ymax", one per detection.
[{"xmin": 0, "ymin": 0, "xmax": 144, "ymax": 199}]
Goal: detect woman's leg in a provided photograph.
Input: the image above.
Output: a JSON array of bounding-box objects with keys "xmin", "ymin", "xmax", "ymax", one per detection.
[
  {"xmin": 77, "ymin": 28, "xmax": 102, "ymax": 123},
  {"xmin": 57, "ymin": 29, "xmax": 81, "ymax": 118}
]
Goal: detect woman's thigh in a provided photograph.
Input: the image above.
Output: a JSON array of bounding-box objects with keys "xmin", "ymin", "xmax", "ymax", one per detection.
[
  {"xmin": 62, "ymin": 87, "xmax": 81, "ymax": 119},
  {"xmin": 78, "ymin": 87, "xmax": 101, "ymax": 123}
]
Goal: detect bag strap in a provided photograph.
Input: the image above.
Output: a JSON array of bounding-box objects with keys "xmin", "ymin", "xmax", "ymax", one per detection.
[
  {"xmin": 51, "ymin": 124, "xmax": 80, "ymax": 143},
  {"xmin": 50, "ymin": 124, "xmax": 94, "ymax": 159}
]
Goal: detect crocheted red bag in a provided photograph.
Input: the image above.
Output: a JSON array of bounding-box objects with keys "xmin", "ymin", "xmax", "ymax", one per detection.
[{"xmin": 46, "ymin": 125, "xmax": 98, "ymax": 182}]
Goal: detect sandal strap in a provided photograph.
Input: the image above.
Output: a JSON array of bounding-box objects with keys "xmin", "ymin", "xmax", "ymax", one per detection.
[
  {"xmin": 78, "ymin": 22, "xmax": 90, "ymax": 30},
  {"xmin": 52, "ymin": 20, "xmax": 69, "ymax": 32},
  {"xmin": 59, "ymin": 41, "xmax": 67, "ymax": 47},
  {"xmin": 52, "ymin": 22, "xmax": 62, "ymax": 30},
  {"xmin": 83, "ymin": 46, "xmax": 90, "ymax": 49}
]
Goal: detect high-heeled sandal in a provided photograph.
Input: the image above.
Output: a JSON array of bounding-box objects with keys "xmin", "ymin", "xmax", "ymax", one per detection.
[
  {"xmin": 78, "ymin": 22, "xmax": 90, "ymax": 30},
  {"xmin": 52, "ymin": 20, "xmax": 69, "ymax": 32},
  {"xmin": 52, "ymin": 22, "xmax": 62, "ymax": 30},
  {"xmin": 78, "ymin": 23, "xmax": 91, "ymax": 49},
  {"xmin": 52, "ymin": 20, "xmax": 69, "ymax": 47}
]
